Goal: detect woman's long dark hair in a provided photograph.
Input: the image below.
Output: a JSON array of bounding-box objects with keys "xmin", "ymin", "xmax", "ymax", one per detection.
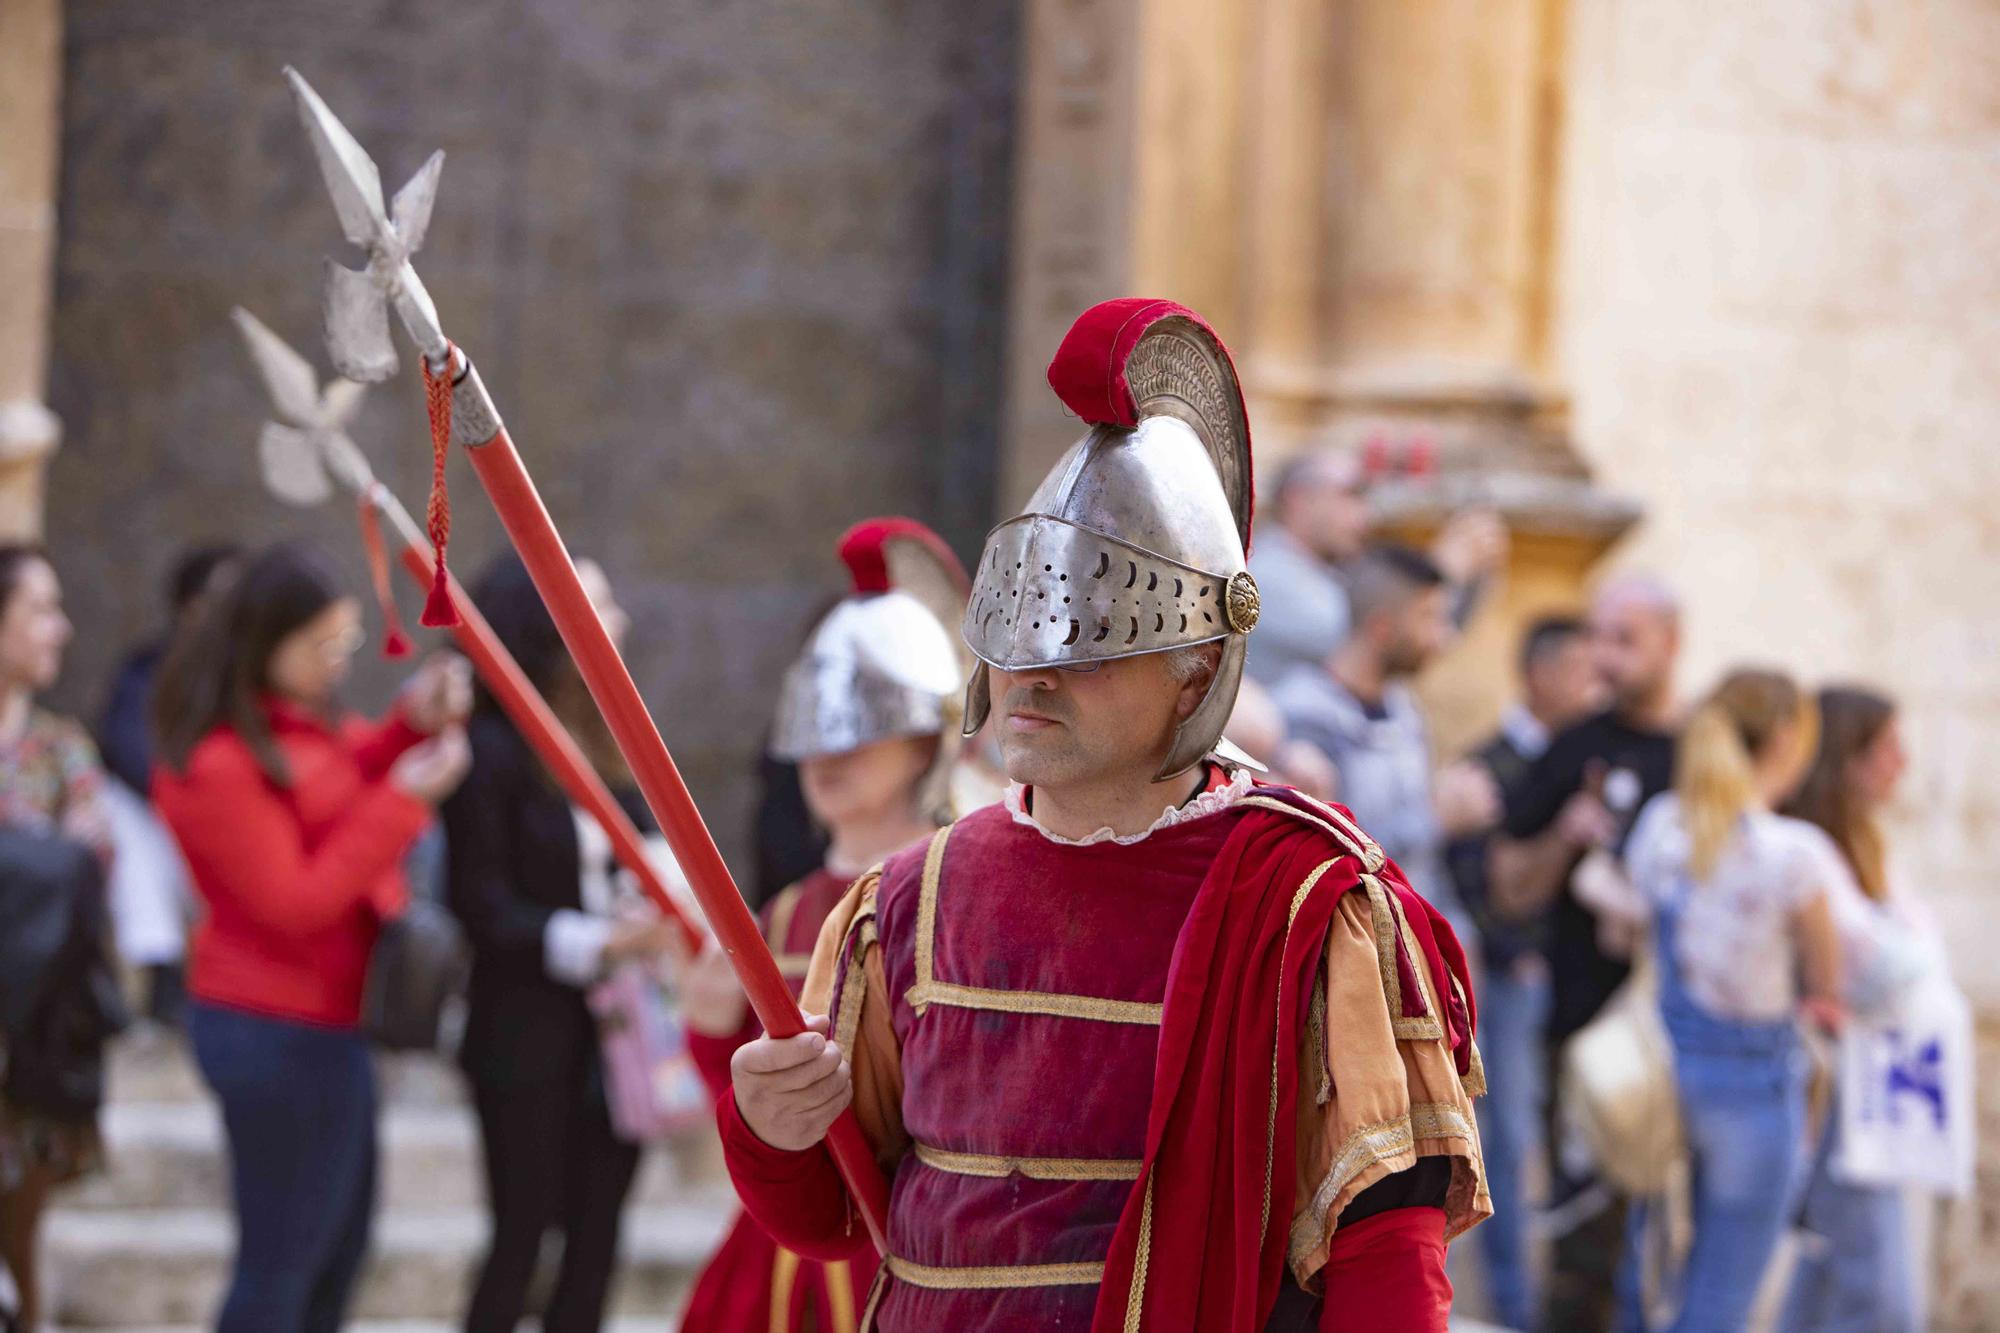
[
  {"xmin": 152, "ymin": 543, "xmax": 345, "ymax": 786},
  {"xmin": 467, "ymin": 552, "xmax": 629, "ymax": 785},
  {"xmin": 1785, "ymin": 685, "xmax": 1897, "ymax": 902},
  {"xmin": 0, "ymin": 544, "xmax": 51, "ymax": 619}
]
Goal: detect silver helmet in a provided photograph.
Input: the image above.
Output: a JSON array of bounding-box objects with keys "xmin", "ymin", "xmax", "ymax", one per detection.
[
  {"xmin": 771, "ymin": 518, "xmax": 971, "ymax": 814},
  {"xmin": 960, "ymin": 299, "xmax": 1260, "ymax": 780}
]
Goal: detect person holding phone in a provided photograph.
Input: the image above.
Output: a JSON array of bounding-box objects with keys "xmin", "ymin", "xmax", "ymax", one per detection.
[{"xmin": 152, "ymin": 542, "xmax": 470, "ymax": 1333}]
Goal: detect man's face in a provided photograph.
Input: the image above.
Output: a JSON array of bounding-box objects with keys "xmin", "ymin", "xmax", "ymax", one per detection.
[
  {"xmin": 1380, "ymin": 586, "xmax": 1452, "ymax": 678},
  {"xmin": 1285, "ymin": 480, "xmax": 1371, "ymax": 564},
  {"xmin": 1525, "ymin": 635, "xmax": 1605, "ymax": 729},
  {"xmin": 1590, "ymin": 597, "xmax": 1677, "ymax": 712},
  {"xmin": 988, "ymin": 651, "xmax": 1192, "ymax": 791}
]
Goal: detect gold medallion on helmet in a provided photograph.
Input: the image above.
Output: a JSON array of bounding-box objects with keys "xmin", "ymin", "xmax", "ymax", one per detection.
[{"xmin": 1225, "ymin": 571, "xmax": 1261, "ymax": 634}]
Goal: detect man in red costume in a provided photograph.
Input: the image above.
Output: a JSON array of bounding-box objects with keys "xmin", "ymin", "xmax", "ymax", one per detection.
[
  {"xmin": 679, "ymin": 518, "xmax": 970, "ymax": 1332},
  {"xmin": 720, "ymin": 301, "xmax": 1488, "ymax": 1331}
]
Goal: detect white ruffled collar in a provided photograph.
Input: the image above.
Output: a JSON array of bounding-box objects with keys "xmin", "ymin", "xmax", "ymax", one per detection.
[{"xmin": 1003, "ymin": 766, "xmax": 1255, "ymax": 846}]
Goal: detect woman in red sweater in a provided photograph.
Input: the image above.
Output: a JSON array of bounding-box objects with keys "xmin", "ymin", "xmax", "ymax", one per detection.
[{"xmin": 151, "ymin": 543, "xmax": 470, "ymax": 1333}]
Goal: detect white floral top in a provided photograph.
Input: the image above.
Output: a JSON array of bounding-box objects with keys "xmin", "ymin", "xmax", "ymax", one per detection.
[{"xmin": 1627, "ymin": 793, "xmax": 1841, "ymax": 1022}]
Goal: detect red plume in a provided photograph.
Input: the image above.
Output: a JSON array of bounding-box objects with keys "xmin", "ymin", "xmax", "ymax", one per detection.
[
  {"xmin": 837, "ymin": 517, "xmax": 968, "ymax": 596},
  {"xmin": 1043, "ymin": 298, "xmax": 1256, "ymax": 550}
]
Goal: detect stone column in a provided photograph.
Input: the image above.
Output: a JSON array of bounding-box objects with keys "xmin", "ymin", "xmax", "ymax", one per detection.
[
  {"xmin": 997, "ymin": 0, "xmax": 1144, "ymax": 511},
  {"xmin": 1234, "ymin": 0, "xmax": 1334, "ymax": 460},
  {"xmin": 0, "ymin": 0, "xmax": 64, "ymax": 540}
]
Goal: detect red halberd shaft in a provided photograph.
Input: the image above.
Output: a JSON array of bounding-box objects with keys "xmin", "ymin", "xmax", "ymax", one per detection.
[
  {"xmin": 446, "ymin": 364, "xmax": 892, "ymax": 1250},
  {"xmin": 377, "ymin": 502, "xmax": 704, "ymax": 954}
]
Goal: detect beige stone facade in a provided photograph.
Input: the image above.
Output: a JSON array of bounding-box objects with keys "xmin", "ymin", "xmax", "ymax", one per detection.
[
  {"xmin": 0, "ymin": 0, "xmax": 62, "ymax": 538},
  {"xmin": 1559, "ymin": 5, "xmax": 2000, "ymax": 1319}
]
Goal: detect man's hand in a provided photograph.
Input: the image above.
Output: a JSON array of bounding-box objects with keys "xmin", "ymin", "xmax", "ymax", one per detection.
[
  {"xmin": 731, "ymin": 1013, "xmax": 851, "ymax": 1151},
  {"xmin": 401, "ymin": 653, "xmax": 473, "ymax": 735},
  {"xmin": 667, "ymin": 934, "xmax": 751, "ymax": 1038},
  {"xmin": 1434, "ymin": 760, "xmax": 1501, "ymax": 838},
  {"xmin": 603, "ymin": 905, "xmax": 678, "ymax": 967},
  {"xmin": 1430, "ymin": 507, "xmax": 1509, "ymax": 586},
  {"xmin": 1555, "ymin": 789, "xmax": 1617, "ymax": 849}
]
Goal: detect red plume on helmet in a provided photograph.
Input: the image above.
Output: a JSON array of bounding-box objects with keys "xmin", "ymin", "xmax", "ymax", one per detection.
[
  {"xmin": 1044, "ymin": 297, "xmax": 1255, "ymax": 552},
  {"xmin": 839, "ymin": 517, "xmax": 970, "ymax": 598},
  {"xmin": 770, "ymin": 518, "xmax": 973, "ymax": 816}
]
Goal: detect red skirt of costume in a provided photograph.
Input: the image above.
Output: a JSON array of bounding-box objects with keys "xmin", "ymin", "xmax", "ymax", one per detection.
[{"xmin": 680, "ymin": 867, "xmax": 881, "ymax": 1333}]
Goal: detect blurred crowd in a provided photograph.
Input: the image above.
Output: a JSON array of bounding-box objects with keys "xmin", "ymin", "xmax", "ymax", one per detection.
[{"xmin": 0, "ymin": 444, "xmax": 1968, "ymax": 1333}]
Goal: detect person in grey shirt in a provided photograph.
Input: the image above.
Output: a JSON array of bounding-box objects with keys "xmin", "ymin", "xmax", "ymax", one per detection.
[
  {"xmin": 1245, "ymin": 452, "xmax": 1371, "ymax": 687},
  {"xmin": 1248, "ymin": 451, "xmax": 1509, "ymax": 689},
  {"xmin": 1273, "ymin": 545, "xmax": 1497, "ymax": 948}
]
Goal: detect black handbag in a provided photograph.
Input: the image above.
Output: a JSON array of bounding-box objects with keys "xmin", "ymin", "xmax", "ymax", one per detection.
[
  {"xmin": 0, "ymin": 828, "xmax": 127, "ymax": 1118},
  {"xmin": 361, "ymin": 896, "xmax": 470, "ymax": 1051}
]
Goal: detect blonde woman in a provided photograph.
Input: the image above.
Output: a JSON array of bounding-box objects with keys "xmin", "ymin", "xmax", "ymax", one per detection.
[{"xmin": 1622, "ymin": 668, "xmax": 1844, "ymax": 1331}]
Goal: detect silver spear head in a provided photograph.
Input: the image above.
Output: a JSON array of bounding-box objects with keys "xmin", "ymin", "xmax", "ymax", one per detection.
[
  {"xmin": 283, "ymin": 67, "xmax": 450, "ymax": 381},
  {"xmin": 231, "ymin": 307, "xmax": 377, "ymax": 505}
]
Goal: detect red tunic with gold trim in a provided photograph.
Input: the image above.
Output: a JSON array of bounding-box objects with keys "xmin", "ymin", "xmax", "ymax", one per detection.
[
  {"xmin": 682, "ymin": 868, "xmax": 882, "ymax": 1333},
  {"xmin": 718, "ymin": 776, "xmax": 1489, "ymax": 1332}
]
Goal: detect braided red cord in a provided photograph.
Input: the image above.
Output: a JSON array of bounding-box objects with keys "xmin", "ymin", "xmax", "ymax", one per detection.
[
  {"xmin": 356, "ymin": 491, "xmax": 412, "ymax": 658},
  {"xmin": 418, "ymin": 346, "xmax": 460, "ymax": 627}
]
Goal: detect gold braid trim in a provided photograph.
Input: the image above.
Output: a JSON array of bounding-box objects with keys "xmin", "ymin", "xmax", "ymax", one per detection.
[
  {"xmin": 905, "ymin": 818, "xmax": 1163, "ymax": 1026},
  {"xmin": 1121, "ymin": 1174, "xmax": 1155, "ymax": 1333},
  {"xmin": 1263, "ymin": 859, "xmax": 1341, "ymax": 1240},
  {"xmin": 1238, "ymin": 793, "xmax": 1385, "ymax": 872},
  {"xmin": 1361, "ymin": 874, "xmax": 1445, "ymax": 1042},
  {"xmin": 885, "ymin": 1256, "xmax": 1105, "ymax": 1289},
  {"xmin": 908, "ymin": 825, "xmax": 952, "ymax": 1015},
  {"xmin": 832, "ymin": 912, "xmax": 877, "ymax": 1058},
  {"xmin": 1285, "ymin": 1101, "xmax": 1480, "ymax": 1266},
  {"xmin": 765, "ymin": 881, "xmax": 814, "ymax": 980},
  {"xmin": 824, "ymin": 1259, "xmax": 857, "ymax": 1333},
  {"xmin": 1308, "ymin": 958, "xmax": 1331, "ymax": 1106},
  {"xmin": 766, "ymin": 882, "xmax": 802, "ymax": 951},
  {"xmin": 769, "ymin": 1247, "xmax": 801, "ymax": 1333},
  {"xmin": 905, "ymin": 979, "xmax": 1163, "ymax": 1026},
  {"xmin": 913, "ymin": 1142, "xmax": 1142, "ymax": 1181}
]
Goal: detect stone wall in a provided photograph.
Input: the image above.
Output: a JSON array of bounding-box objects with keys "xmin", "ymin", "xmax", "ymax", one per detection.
[
  {"xmin": 0, "ymin": 0, "xmax": 63, "ymax": 536},
  {"xmin": 1558, "ymin": 2, "xmax": 2000, "ymax": 1320},
  {"xmin": 42, "ymin": 0, "xmax": 1018, "ymax": 870}
]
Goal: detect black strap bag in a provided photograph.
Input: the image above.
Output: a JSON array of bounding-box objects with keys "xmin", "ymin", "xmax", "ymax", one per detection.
[{"xmin": 361, "ymin": 896, "xmax": 470, "ymax": 1051}]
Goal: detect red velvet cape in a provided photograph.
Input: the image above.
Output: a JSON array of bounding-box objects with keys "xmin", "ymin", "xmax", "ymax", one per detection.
[{"xmin": 1088, "ymin": 793, "xmax": 1474, "ymax": 1332}]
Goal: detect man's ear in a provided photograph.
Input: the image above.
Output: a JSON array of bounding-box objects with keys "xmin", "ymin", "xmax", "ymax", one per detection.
[{"xmin": 1175, "ymin": 644, "xmax": 1224, "ymax": 722}]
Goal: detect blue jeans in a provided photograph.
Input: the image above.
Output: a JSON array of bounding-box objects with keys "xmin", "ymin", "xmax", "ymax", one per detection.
[
  {"xmin": 1626, "ymin": 901, "xmax": 1810, "ymax": 1332},
  {"xmin": 1658, "ymin": 1045, "xmax": 1808, "ymax": 1331},
  {"xmin": 1778, "ymin": 1097, "xmax": 1918, "ymax": 1333},
  {"xmin": 1474, "ymin": 956, "xmax": 1548, "ymax": 1330},
  {"xmin": 189, "ymin": 1003, "xmax": 378, "ymax": 1333}
]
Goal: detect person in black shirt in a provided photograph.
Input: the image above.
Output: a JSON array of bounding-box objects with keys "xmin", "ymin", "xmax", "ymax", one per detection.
[
  {"xmin": 1491, "ymin": 575, "xmax": 1681, "ymax": 1333},
  {"xmin": 1446, "ymin": 614, "xmax": 1603, "ymax": 1331},
  {"xmin": 443, "ymin": 555, "xmax": 677, "ymax": 1333}
]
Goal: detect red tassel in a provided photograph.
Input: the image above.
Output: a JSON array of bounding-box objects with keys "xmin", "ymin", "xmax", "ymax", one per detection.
[
  {"xmin": 357, "ymin": 491, "xmax": 413, "ymax": 659},
  {"xmin": 418, "ymin": 346, "xmax": 461, "ymax": 627}
]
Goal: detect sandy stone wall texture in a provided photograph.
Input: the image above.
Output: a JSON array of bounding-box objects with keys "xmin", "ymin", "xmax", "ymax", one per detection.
[
  {"xmin": 1558, "ymin": 3, "xmax": 2000, "ymax": 1318},
  {"xmin": 41, "ymin": 1, "xmax": 1018, "ymax": 871}
]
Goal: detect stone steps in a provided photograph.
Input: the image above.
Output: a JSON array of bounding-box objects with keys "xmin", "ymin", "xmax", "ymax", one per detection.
[
  {"xmin": 43, "ymin": 1202, "xmax": 731, "ymax": 1327},
  {"xmin": 47, "ymin": 1034, "xmax": 736, "ymax": 1328},
  {"xmin": 64, "ymin": 1099, "xmax": 719, "ymax": 1213}
]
